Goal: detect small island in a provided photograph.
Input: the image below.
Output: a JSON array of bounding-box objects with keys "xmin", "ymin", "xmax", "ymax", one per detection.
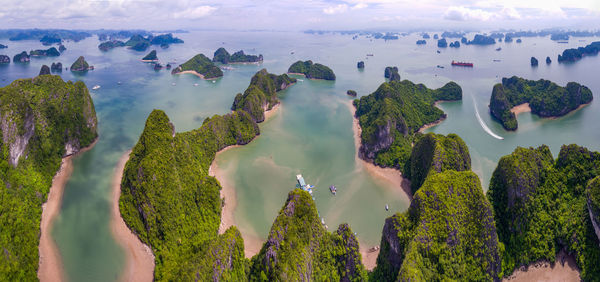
[
  {"xmin": 516, "ymin": 38, "xmax": 522, "ymax": 43},
  {"xmin": 125, "ymin": 34, "xmax": 150, "ymax": 51},
  {"xmin": 531, "ymin": 56, "xmax": 538, "ymax": 66},
  {"xmin": 125, "ymin": 33, "xmax": 184, "ymax": 51},
  {"xmin": 384, "ymin": 66, "xmax": 400, "ymax": 81},
  {"xmin": 13, "ymin": 51, "xmax": 30, "ymax": 63},
  {"xmin": 467, "ymin": 34, "xmax": 496, "ymax": 45},
  {"xmin": 0, "ymin": 44, "xmax": 7, "ymax": 49},
  {"xmin": 546, "ymin": 56, "xmax": 552, "ymax": 64},
  {"xmin": 98, "ymin": 40, "xmax": 125, "ymax": 51},
  {"xmin": 489, "ymin": 76, "xmax": 593, "ymax": 130},
  {"xmin": 0, "ymin": 55, "xmax": 9, "ymax": 64},
  {"xmin": 212, "ymin": 47, "xmax": 263, "ymax": 64},
  {"xmin": 288, "ymin": 60, "xmax": 336, "ymax": 80},
  {"xmin": 558, "ymin": 41, "xmax": 600, "ymax": 63},
  {"xmin": 437, "ymin": 38, "xmax": 447, "ymax": 48},
  {"xmin": 416, "ymin": 40, "xmax": 426, "ymax": 45},
  {"xmin": 449, "ymin": 41, "xmax": 460, "ymax": 48},
  {"xmin": 70, "ymin": 56, "xmax": 93, "ymax": 72},
  {"xmin": 347, "ymin": 90, "xmax": 357, "ymax": 97},
  {"xmin": 30, "ymin": 47, "xmax": 60, "ymax": 57},
  {"xmin": 39, "ymin": 65, "xmax": 50, "ymax": 75},
  {"xmin": 141, "ymin": 50, "xmax": 158, "ymax": 62},
  {"xmin": 51, "ymin": 62, "xmax": 62, "ymax": 72},
  {"xmin": 171, "ymin": 53, "xmax": 223, "ymax": 79},
  {"xmin": 58, "ymin": 44, "xmax": 66, "ymax": 53},
  {"xmin": 357, "ymin": 61, "xmax": 365, "ymax": 68}
]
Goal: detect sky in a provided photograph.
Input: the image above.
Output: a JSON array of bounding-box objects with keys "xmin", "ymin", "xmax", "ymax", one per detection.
[{"xmin": 1, "ymin": 0, "xmax": 600, "ymax": 31}]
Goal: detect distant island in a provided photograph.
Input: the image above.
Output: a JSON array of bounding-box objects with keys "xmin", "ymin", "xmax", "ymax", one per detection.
[
  {"xmin": 70, "ymin": 56, "xmax": 93, "ymax": 72},
  {"xmin": 51, "ymin": 62, "xmax": 62, "ymax": 72},
  {"xmin": 558, "ymin": 41, "xmax": 600, "ymax": 63},
  {"xmin": 125, "ymin": 35, "xmax": 150, "ymax": 51},
  {"xmin": 231, "ymin": 69, "xmax": 296, "ymax": 122},
  {"xmin": 530, "ymin": 56, "xmax": 538, "ymax": 66},
  {"xmin": 39, "ymin": 65, "xmax": 51, "ymax": 75},
  {"xmin": 98, "ymin": 40, "xmax": 125, "ymax": 51},
  {"xmin": 171, "ymin": 54, "xmax": 223, "ymax": 79},
  {"xmin": 353, "ymin": 79, "xmax": 462, "ymax": 171},
  {"xmin": 141, "ymin": 50, "xmax": 158, "ymax": 62},
  {"xmin": 0, "ymin": 75, "xmax": 97, "ymax": 280},
  {"xmin": 0, "ymin": 55, "xmax": 9, "ymax": 64},
  {"xmin": 467, "ymin": 34, "xmax": 496, "ymax": 45},
  {"xmin": 437, "ymin": 38, "xmax": 447, "ymax": 48},
  {"xmin": 357, "ymin": 61, "xmax": 365, "ymax": 68},
  {"xmin": 125, "ymin": 33, "xmax": 184, "ymax": 51},
  {"xmin": 30, "ymin": 47, "xmax": 60, "ymax": 57},
  {"xmin": 0, "ymin": 44, "xmax": 7, "ymax": 49},
  {"xmin": 347, "ymin": 90, "xmax": 357, "ymax": 97},
  {"xmin": 212, "ymin": 47, "xmax": 263, "ymax": 64},
  {"xmin": 489, "ymin": 76, "xmax": 593, "ymax": 130},
  {"xmin": 13, "ymin": 51, "xmax": 30, "ymax": 63},
  {"xmin": 288, "ymin": 60, "xmax": 336, "ymax": 80},
  {"xmin": 384, "ymin": 66, "xmax": 400, "ymax": 81},
  {"xmin": 449, "ymin": 40, "xmax": 460, "ymax": 48},
  {"xmin": 416, "ymin": 40, "xmax": 426, "ymax": 45}
]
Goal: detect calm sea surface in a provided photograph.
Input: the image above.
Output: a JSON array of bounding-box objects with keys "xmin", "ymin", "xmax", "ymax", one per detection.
[{"xmin": 0, "ymin": 31, "xmax": 598, "ymax": 281}]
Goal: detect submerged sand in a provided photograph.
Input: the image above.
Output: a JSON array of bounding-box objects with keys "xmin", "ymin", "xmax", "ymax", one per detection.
[
  {"xmin": 110, "ymin": 150, "xmax": 155, "ymax": 282},
  {"xmin": 504, "ymin": 250, "xmax": 580, "ymax": 282},
  {"xmin": 38, "ymin": 140, "xmax": 97, "ymax": 282}
]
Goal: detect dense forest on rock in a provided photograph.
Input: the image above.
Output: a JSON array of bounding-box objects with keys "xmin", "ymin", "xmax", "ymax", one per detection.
[
  {"xmin": 489, "ymin": 76, "xmax": 593, "ymax": 130},
  {"xmin": 171, "ymin": 54, "xmax": 223, "ymax": 79},
  {"xmin": 0, "ymin": 75, "xmax": 97, "ymax": 280},
  {"xmin": 288, "ymin": 60, "xmax": 336, "ymax": 80}
]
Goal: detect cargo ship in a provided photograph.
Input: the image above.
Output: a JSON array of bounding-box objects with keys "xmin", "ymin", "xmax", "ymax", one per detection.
[{"xmin": 451, "ymin": 61, "xmax": 474, "ymax": 67}]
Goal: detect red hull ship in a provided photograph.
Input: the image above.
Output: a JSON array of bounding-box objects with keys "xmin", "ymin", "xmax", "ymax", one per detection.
[{"xmin": 451, "ymin": 61, "xmax": 474, "ymax": 67}]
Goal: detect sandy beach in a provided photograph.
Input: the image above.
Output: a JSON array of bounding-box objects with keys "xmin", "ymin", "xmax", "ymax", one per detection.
[
  {"xmin": 418, "ymin": 116, "xmax": 446, "ymax": 133},
  {"xmin": 504, "ymin": 250, "xmax": 580, "ymax": 282},
  {"xmin": 510, "ymin": 103, "xmax": 532, "ymax": 117},
  {"xmin": 38, "ymin": 140, "xmax": 98, "ymax": 282},
  {"xmin": 110, "ymin": 150, "xmax": 155, "ymax": 282},
  {"xmin": 175, "ymin": 70, "xmax": 219, "ymax": 80}
]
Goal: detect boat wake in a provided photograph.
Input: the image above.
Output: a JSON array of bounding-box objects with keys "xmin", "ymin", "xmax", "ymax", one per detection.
[{"xmin": 472, "ymin": 96, "xmax": 504, "ymax": 140}]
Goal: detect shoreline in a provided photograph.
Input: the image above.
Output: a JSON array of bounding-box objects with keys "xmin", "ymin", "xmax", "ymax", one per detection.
[
  {"xmin": 174, "ymin": 70, "xmax": 220, "ymax": 80},
  {"xmin": 418, "ymin": 100, "xmax": 449, "ymax": 133},
  {"xmin": 208, "ymin": 105, "xmax": 281, "ymax": 258},
  {"xmin": 503, "ymin": 250, "xmax": 579, "ymax": 281},
  {"xmin": 38, "ymin": 139, "xmax": 98, "ymax": 282},
  {"xmin": 510, "ymin": 103, "xmax": 531, "ymax": 117},
  {"xmin": 110, "ymin": 150, "xmax": 155, "ymax": 282},
  {"xmin": 140, "ymin": 59, "xmax": 158, "ymax": 63},
  {"xmin": 346, "ymin": 100, "xmax": 412, "ymax": 270}
]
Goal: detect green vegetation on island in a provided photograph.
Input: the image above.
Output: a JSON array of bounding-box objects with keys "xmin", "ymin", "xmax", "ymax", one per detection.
[
  {"xmin": 347, "ymin": 90, "xmax": 357, "ymax": 97},
  {"xmin": 231, "ymin": 69, "xmax": 296, "ymax": 122},
  {"xmin": 98, "ymin": 40, "xmax": 125, "ymax": 51},
  {"xmin": 29, "ymin": 47, "xmax": 60, "ymax": 57},
  {"xmin": 39, "ymin": 65, "xmax": 50, "ymax": 75},
  {"xmin": 489, "ymin": 76, "xmax": 593, "ymax": 131},
  {"xmin": 288, "ymin": 60, "xmax": 336, "ymax": 80},
  {"xmin": 141, "ymin": 50, "xmax": 158, "ymax": 61},
  {"xmin": 249, "ymin": 189, "xmax": 368, "ymax": 281},
  {"xmin": 488, "ymin": 145, "xmax": 600, "ymax": 280},
  {"xmin": 70, "ymin": 56, "xmax": 91, "ymax": 72},
  {"xmin": 384, "ymin": 66, "xmax": 400, "ymax": 81},
  {"xmin": 212, "ymin": 47, "xmax": 263, "ymax": 64},
  {"xmin": 125, "ymin": 34, "xmax": 150, "ymax": 51},
  {"xmin": 171, "ymin": 54, "xmax": 223, "ymax": 79},
  {"xmin": 0, "ymin": 55, "xmax": 9, "ymax": 64},
  {"xmin": 13, "ymin": 51, "xmax": 30, "ymax": 63},
  {"xmin": 468, "ymin": 34, "xmax": 496, "ymax": 45},
  {"xmin": 125, "ymin": 33, "xmax": 183, "ymax": 51},
  {"xmin": 558, "ymin": 41, "xmax": 600, "ymax": 63},
  {"xmin": 531, "ymin": 57, "xmax": 538, "ymax": 66},
  {"xmin": 0, "ymin": 75, "xmax": 97, "ymax": 280},
  {"xmin": 371, "ymin": 165, "xmax": 501, "ymax": 281},
  {"xmin": 353, "ymin": 80, "xmax": 462, "ymax": 171}
]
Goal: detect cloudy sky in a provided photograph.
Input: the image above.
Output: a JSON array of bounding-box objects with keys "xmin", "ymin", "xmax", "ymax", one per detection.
[{"xmin": 2, "ymin": 0, "xmax": 600, "ymax": 31}]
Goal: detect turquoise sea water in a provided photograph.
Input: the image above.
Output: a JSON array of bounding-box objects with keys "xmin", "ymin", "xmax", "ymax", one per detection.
[{"xmin": 0, "ymin": 31, "xmax": 598, "ymax": 280}]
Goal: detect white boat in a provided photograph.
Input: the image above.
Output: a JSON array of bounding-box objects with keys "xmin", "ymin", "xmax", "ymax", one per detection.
[
  {"xmin": 171, "ymin": 82, "xmax": 176, "ymax": 86},
  {"xmin": 92, "ymin": 85, "xmax": 100, "ymax": 90},
  {"xmin": 321, "ymin": 218, "xmax": 325, "ymax": 225},
  {"xmin": 385, "ymin": 204, "xmax": 389, "ymax": 211},
  {"xmin": 212, "ymin": 80, "xmax": 216, "ymax": 83},
  {"xmin": 193, "ymin": 83, "xmax": 199, "ymax": 86}
]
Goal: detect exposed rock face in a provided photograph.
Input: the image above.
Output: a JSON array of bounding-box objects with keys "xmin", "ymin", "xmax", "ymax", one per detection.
[
  {"xmin": 1, "ymin": 109, "xmax": 35, "ymax": 167},
  {"xmin": 13, "ymin": 51, "xmax": 30, "ymax": 63},
  {"xmin": 0, "ymin": 55, "xmax": 9, "ymax": 64},
  {"xmin": 39, "ymin": 65, "xmax": 50, "ymax": 75},
  {"xmin": 587, "ymin": 176, "xmax": 600, "ymax": 245}
]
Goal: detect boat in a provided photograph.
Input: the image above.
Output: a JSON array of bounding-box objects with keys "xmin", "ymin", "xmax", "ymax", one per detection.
[
  {"xmin": 368, "ymin": 246, "xmax": 380, "ymax": 252},
  {"xmin": 385, "ymin": 204, "xmax": 389, "ymax": 211},
  {"xmin": 193, "ymin": 83, "xmax": 199, "ymax": 86},
  {"xmin": 436, "ymin": 50, "xmax": 441, "ymax": 54},
  {"xmin": 496, "ymin": 47, "xmax": 502, "ymax": 51},
  {"xmin": 329, "ymin": 185, "xmax": 336, "ymax": 195},
  {"xmin": 296, "ymin": 174, "xmax": 315, "ymax": 195},
  {"xmin": 117, "ymin": 81, "xmax": 122, "ymax": 85},
  {"xmin": 212, "ymin": 80, "xmax": 216, "ymax": 83},
  {"xmin": 321, "ymin": 218, "xmax": 325, "ymax": 225},
  {"xmin": 451, "ymin": 61, "xmax": 474, "ymax": 67},
  {"xmin": 493, "ymin": 59, "xmax": 501, "ymax": 62},
  {"xmin": 366, "ymin": 54, "xmax": 374, "ymax": 56},
  {"xmin": 171, "ymin": 82, "xmax": 176, "ymax": 86},
  {"xmin": 92, "ymin": 85, "xmax": 100, "ymax": 90},
  {"xmin": 436, "ymin": 65, "xmax": 444, "ymax": 69}
]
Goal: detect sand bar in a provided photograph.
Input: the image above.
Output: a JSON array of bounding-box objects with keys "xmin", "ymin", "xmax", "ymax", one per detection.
[
  {"xmin": 38, "ymin": 139, "xmax": 97, "ymax": 282},
  {"xmin": 504, "ymin": 250, "xmax": 579, "ymax": 282},
  {"xmin": 111, "ymin": 150, "xmax": 155, "ymax": 282}
]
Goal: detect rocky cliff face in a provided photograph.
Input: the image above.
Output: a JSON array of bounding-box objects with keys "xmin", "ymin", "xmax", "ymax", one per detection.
[{"xmin": 587, "ymin": 177, "xmax": 600, "ymax": 245}]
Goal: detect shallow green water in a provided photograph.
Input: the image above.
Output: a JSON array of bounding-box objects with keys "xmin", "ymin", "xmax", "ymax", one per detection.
[{"xmin": 1, "ymin": 31, "xmax": 599, "ymax": 280}]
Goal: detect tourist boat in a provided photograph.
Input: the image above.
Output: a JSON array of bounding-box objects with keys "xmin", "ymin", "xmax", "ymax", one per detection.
[
  {"xmin": 436, "ymin": 65, "xmax": 444, "ymax": 69},
  {"xmin": 92, "ymin": 85, "xmax": 100, "ymax": 90},
  {"xmin": 368, "ymin": 246, "xmax": 380, "ymax": 252},
  {"xmin": 193, "ymin": 83, "xmax": 199, "ymax": 86},
  {"xmin": 321, "ymin": 218, "xmax": 325, "ymax": 225},
  {"xmin": 451, "ymin": 61, "xmax": 474, "ymax": 67},
  {"xmin": 296, "ymin": 174, "xmax": 314, "ymax": 195},
  {"xmin": 171, "ymin": 82, "xmax": 176, "ymax": 86},
  {"xmin": 329, "ymin": 185, "xmax": 336, "ymax": 195},
  {"xmin": 436, "ymin": 50, "xmax": 441, "ymax": 54},
  {"xmin": 366, "ymin": 54, "xmax": 374, "ymax": 56},
  {"xmin": 385, "ymin": 204, "xmax": 389, "ymax": 211},
  {"xmin": 496, "ymin": 47, "xmax": 502, "ymax": 51},
  {"xmin": 493, "ymin": 59, "xmax": 501, "ymax": 62}
]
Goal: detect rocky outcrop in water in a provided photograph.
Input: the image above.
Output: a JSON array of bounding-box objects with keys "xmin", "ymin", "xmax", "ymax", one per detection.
[
  {"xmin": 437, "ymin": 38, "xmax": 447, "ymax": 48},
  {"xmin": 50, "ymin": 62, "xmax": 62, "ymax": 72},
  {"xmin": 13, "ymin": 51, "xmax": 30, "ymax": 63},
  {"xmin": 39, "ymin": 65, "xmax": 50, "ymax": 75},
  {"xmin": 357, "ymin": 61, "xmax": 365, "ymax": 68},
  {"xmin": 0, "ymin": 55, "xmax": 9, "ymax": 64},
  {"xmin": 30, "ymin": 47, "xmax": 60, "ymax": 57},
  {"xmin": 347, "ymin": 90, "xmax": 357, "ymax": 97},
  {"xmin": 70, "ymin": 56, "xmax": 91, "ymax": 72},
  {"xmin": 531, "ymin": 56, "xmax": 538, "ymax": 66}
]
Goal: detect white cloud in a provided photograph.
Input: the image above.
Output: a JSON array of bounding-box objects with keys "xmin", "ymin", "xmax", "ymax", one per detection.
[
  {"xmin": 352, "ymin": 3, "xmax": 368, "ymax": 10},
  {"xmin": 171, "ymin": 5, "xmax": 216, "ymax": 19},
  {"xmin": 323, "ymin": 4, "xmax": 349, "ymax": 14},
  {"xmin": 444, "ymin": 6, "xmax": 494, "ymax": 21}
]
